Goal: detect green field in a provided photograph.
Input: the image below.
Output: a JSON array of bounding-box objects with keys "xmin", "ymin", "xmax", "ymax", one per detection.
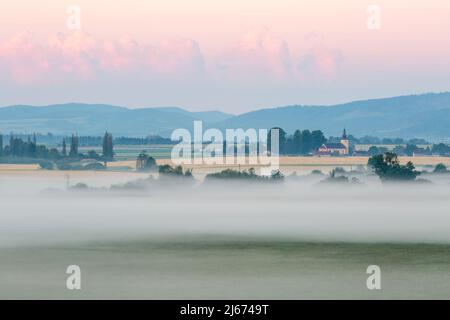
[
  {"xmin": 78, "ymin": 144, "xmax": 173, "ymax": 160},
  {"xmin": 79, "ymin": 144, "xmax": 437, "ymax": 161},
  {"xmin": 1, "ymin": 238, "xmax": 450, "ymax": 299}
]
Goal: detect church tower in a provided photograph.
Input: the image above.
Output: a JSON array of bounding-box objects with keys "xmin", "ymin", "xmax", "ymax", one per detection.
[{"xmin": 340, "ymin": 129, "xmax": 349, "ymax": 155}]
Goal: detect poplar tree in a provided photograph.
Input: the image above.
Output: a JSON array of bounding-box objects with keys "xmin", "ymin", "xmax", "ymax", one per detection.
[
  {"xmin": 102, "ymin": 131, "xmax": 114, "ymax": 160},
  {"xmin": 69, "ymin": 134, "xmax": 79, "ymax": 157},
  {"xmin": 62, "ymin": 139, "xmax": 67, "ymax": 156}
]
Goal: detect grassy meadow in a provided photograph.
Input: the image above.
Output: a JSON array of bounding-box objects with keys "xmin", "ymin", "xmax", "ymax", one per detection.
[{"xmin": 2, "ymin": 239, "xmax": 450, "ymax": 299}]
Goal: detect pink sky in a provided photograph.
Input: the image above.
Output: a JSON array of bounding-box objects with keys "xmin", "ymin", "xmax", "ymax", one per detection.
[{"xmin": 1, "ymin": 0, "xmax": 450, "ymax": 113}]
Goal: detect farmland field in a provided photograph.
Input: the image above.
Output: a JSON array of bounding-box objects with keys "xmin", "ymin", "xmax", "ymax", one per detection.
[
  {"xmin": 2, "ymin": 156, "xmax": 450, "ymax": 299},
  {"xmin": 78, "ymin": 144, "xmax": 174, "ymax": 161},
  {"xmin": 4, "ymin": 156, "xmax": 450, "ymax": 180},
  {"xmin": 3, "ymin": 155, "xmax": 450, "ymax": 179},
  {"xmin": 1, "ymin": 240, "xmax": 450, "ymax": 299}
]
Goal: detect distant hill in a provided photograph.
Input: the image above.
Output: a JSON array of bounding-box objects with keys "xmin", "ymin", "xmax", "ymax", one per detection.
[
  {"xmin": 0, "ymin": 103, "xmax": 233, "ymax": 137},
  {"xmin": 1, "ymin": 93, "xmax": 450, "ymax": 139},
  {"xmin": 215, "ymin": 93, "xmax": 450, "ymax": 139}
]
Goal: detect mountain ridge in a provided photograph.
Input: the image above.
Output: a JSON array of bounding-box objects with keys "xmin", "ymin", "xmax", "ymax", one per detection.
[{"xmin": 1, "ymin": 92, "xmax": 450, "ymax": 139}]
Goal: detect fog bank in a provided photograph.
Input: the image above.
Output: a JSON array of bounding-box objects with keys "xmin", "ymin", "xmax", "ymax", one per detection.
[{"xmin": 1, "ymin": 171, "xmax": 450, "ymax": 246}]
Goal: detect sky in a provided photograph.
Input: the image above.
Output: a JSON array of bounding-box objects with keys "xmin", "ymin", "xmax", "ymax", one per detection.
[{"xmin": 1, "ymin": 0, "xmax": 450, "ymax": 114}]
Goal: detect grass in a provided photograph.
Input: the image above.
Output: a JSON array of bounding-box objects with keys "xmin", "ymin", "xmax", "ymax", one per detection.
[
  {"xmin": 1, "ymin": 238, "xmax": 450, "ymax": 299},
  {"xmin": 78, "ymin": 144, "xmax": 173, "ymax": 161}
]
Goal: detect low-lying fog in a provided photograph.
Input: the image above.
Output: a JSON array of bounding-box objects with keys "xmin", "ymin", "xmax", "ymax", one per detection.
[{"xmin": 1, "ymin": 168, "xmax": 450, "ymax": 246}]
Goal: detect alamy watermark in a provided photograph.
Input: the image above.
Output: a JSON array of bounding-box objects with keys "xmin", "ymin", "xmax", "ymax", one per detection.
[
  {"xmin": 366, "ymin": 265, "xmax": 381, "ymax": 290},
  {"xmin": 66, "ymin": 265, "xmax": 81, "ymax": 290},
  {"xmin": 367, "ymin": 5, "xmax": 381, "ymax": 30},
  {"xmin": 66, "ymin": 5, "xmax": 81, "ymax": 30},
  {"xmin": 171, "ymin": 121, "xmax": 280, "ymax": 175}
]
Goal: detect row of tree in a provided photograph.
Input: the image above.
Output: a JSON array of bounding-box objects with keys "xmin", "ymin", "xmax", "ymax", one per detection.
[
  {"xmin": 269, "ymin": 128, "xmax": 326, "ymax": 155},
  {"xmin": 331, "ymin": 135, "xmax": 430, "ymax": 145},
  {"xmin": 0, "ymin": 132, "xmax": 114, "ymax": 161},
  {"xmin": 0, "ymin": 133, "xmax": 177, "ymax": 147},
  {"xmin": 366, "ymin": 143, "xmax": 450, "ymax": 157}
]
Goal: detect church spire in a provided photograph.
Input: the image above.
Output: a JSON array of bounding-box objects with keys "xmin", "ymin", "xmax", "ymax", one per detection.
[{"xmin": 342, "ymin": 128, "xmax": 347, "ymax": 140}]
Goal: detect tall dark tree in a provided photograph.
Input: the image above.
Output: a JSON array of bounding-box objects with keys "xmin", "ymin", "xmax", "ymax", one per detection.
[
  {"xmin": 29, "ymin": 133, "xmax": 37, "ymax": 157},
  {"xmin": 102, "ymin": 131, "xmax": 114, "ymax": 160},
  {"xmin": 293, "ymin": 130, "xmax": 302, "ymax": 154},
  {"xmin": 8, "ymin": 135, "xmax": 22, "ymax": 156},
  {"xmin": 62, "ymin": 139, "xmax": 67, "ymax": 156},
  {"xmin": 267, "ymin": 127, "xmax": 287, "ymax": 154},
  {"xmin": 311, "ymin": 130, "xmax": 326, "ymax": 150},
  {"xmin": 69, "ymin": 134, "xmax": 79, "ymax": 157},
  {"xmin": 0, "ymin": 133, "xmax": 3, "ymax": 157},
  {"xmin": 299, "ymin": 130, "xmax": 312, "ymax": 154}
]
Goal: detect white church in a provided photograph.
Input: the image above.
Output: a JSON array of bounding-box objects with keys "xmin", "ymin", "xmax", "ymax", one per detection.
[{"xmin": 317, "ymin": 129, "xmax": 350, "ymax": 156}]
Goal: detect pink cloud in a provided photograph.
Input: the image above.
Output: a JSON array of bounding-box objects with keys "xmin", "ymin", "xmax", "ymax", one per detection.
[
  {"xmin": 47, "ymin": 31, "xmax": 98, "ymax": 78},
  {"xmin": 143, "ymin": 38, "xmax": 204, "ymax": 76},
  {"xmin": 99, "ymin": 35, "xmax": 141, "ymax": 72},
  {"xmin": 0, "ymin": 32, "xmax": 50, "ymax": 84},
  {"xmin": 298, "ymin": 46, "xmax": 343, "ymax": 80},
  {"xmin": 298, "ymin": 33, "xmax": 343, "ymax": 81},
  {"xmin": 0, "ymin": 32, "xmax": 205, "ymax": 85},
  {"xmin": 216, "ymin": 28, "xmax": 292, "ymax": 79},
  {"xmin": 0, "ymin": 30, "xmax": 342, "ymax": 87}
]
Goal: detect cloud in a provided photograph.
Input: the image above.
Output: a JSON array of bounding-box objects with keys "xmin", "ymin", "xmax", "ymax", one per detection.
[
  {"xmin": 0, "ymin": 32, "xmax": 205, "ymax": 85},
  {"xmin": 99, "ymin": 35, "xmax": 140, "ymax": 72},
  {"xmin": 143, "ymin": 38, "xmax": 205, "ymax": 76},
  {"xmin": 214, "ymin": 29, "xmax": 343, "ymax": 84},
  {"xmin": 298, "ymin": 33, "xmax": 343, "ymax": 81},
  {"xmin": 47, "ymin": 31, "xmax": 98, "ymax": 78},
  {"xmin": 216, "ymin": 28, "xmax": 292, "ymax": 79},
  {"xmin": 299, "ymin": 47, "xmax": 343, "ymax": 80},
  {"xmin": 0, "ymin": 32, "xmax": 50, "ymax": 84}
]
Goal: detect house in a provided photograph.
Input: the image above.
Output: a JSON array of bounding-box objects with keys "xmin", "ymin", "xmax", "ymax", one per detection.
[{"xmin": 317, "ymin": 129, "xmax": 350, "ymax": 156}]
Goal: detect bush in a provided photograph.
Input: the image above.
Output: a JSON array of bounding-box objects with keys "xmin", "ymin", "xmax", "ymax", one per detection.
[
  {"xmin": 55, "ymin": 160, "xmax": 103, "ymax": 171},
  {"xmin": 136, "ymin": 152, "xmax": 157, "ymax": 171},
  {"xmin": 206, "ymin": 168, "xmax": 284, "ymax": 182},
  {"xmin": 87, "ymin": 150, "xmax": 100, "ymax": 159},
  {"xmin": 333, "ymin": 167, "xmax": 346, "ymax": 173},
  {"xmin": 39, "ymin": 161, "xmax": 55, "ymax": 170},
  {"xmin": 83, "ymin": 162, "xmax": 106, "ymax": 171},
  {"xmin": 55, "ymin": 161, "xmax": 83, "ymax": 170},
  {"xmin": 434, "ymin": 163, "xmax": 447, "ymax": 173},
  {"xmin": 310, "ymin": 169, "xmax": 324, "ymax": 175},
  {"xmin": 320, "ymin": 169, "xmax": 362, "ymax": 185},
  {"xmin": 158, "ymin": 164, "xmax": 192, "ymax": 177},
  {"xmin": 71, "ymin": 183, "xmax": 89, "ymax": 190}
]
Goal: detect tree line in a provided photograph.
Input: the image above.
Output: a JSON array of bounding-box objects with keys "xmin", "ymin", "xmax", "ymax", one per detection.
[
  {"xmin": 366, "ymin": 143, "xmax": 450, "ymax": 157},
  {"xmin": 269, "ymin": 128, "xmax": 326, "ymax": 155},
  {"xmin": 0, "ymin": 132, "xmax": 114, "ymax": 162}
]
